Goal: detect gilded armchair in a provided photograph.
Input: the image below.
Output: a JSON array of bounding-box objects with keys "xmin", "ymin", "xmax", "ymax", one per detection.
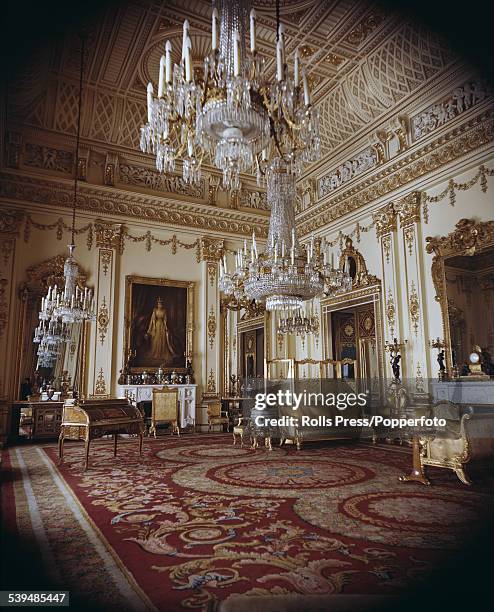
[
  {"xmin": 232, "ymin": 416, "xmax": 251, "ymax": 446},
  {"xmin": 207, "ymin": 401, "xmax": 229, "ymax": 432},
  {"xmin": 420, "ymin": 401, "xmax": 494, "ymax": 484},
  {"xmin": 150, "ymin": 387, "xmax": 180, "ymax": 437}
]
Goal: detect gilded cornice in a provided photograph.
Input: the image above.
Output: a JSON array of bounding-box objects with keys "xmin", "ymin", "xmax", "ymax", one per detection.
[
  {"xmin": 298, "ymin": 110, "xmax": 494, "ymax": 236},
  {"xmin": 0, "ymin": 173, "xmax": 269, "ymax": 238},
  {"xmin": 0, "ymin": 208, "xmax": 24, "ymax": 235}
]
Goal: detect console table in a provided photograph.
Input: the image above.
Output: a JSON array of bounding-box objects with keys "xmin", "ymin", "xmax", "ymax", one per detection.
[
  {"xmin": 118, "ymin": 384, "xmax": 196, "ymax": 429},
  {"xmin": 432, "ymin": 380, "xmax": 494, "ymax": 411}
]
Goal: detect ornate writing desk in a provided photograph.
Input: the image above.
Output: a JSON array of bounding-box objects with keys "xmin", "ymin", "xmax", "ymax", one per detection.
[
  {"xmin": 59, "ymin": 398, "xmax": 144, "ymax": 470},
  {"xmin": 118, "ymin": 384, "xmax": 196, "ymax": 429}
]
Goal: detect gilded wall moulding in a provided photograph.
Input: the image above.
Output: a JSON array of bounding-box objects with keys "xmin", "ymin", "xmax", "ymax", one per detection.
[
  {"xmin": 95, "ymin": 368, "xmax": 107, "ymax": 395},
  {"xmin": 207, "ymin": 262, "xmax": 216, "ymax": 287},
  {"xmin": 100, "ymin": 249, "xmax": 113, "ymax": 276},
  {"xmin": 373, "ymin": 203, "xmax": 397, "ymax": 239},
  {"xmin": 396, "ymin": 191, "xmax": 422, "ymax": 228},
  {"xmin": 94, "ymin": 221, "xmax": 125, "ymax": 253},
  {"xmin": 207, "ymin": 369, "xmax": 216, "ymax": 393},
  {"xmin": 339, "ymin": 237, "xmax": 380, "ymax": 288},
  {"xmin": 298, "ymin": 111, "xmax": 494, "ymax": 236},
  {"xmin": 382, "ymin": 234, "xmax": 391, "ymax": 264},
  {"xmin": 386, "ymin": 288, "xmax": 396, "ymax": 338},
  {"xmin": 409, "ymin": 282, "xmax": 420, "ymax": 336},
  {"xmin": 426, "ymin": 218, "xmax": 494, "ymax": 259},
  {"xmin": 0, "ymin": 173, "xmax": 268, "ymax": 238},
  {"xmin": 207, "ymin": 307, "xmax": 217, "ymax": 350},
  {"xmin": 403, "ymin": 226, "xmax": 415, "ymax": 256},
  {"xmin": 199, "ymin": 237, "xmax": 225, "ymax": 262},
  {"xmin": 0, "ymin": 238, "xmax": 15, "ymax": 266},
  {"xmin": 97, "ymin": 297, "xmax": 109, "ymax": 345},
  {"xmin": 0, "ymin": 209, "xmax": 24, "ymax": 235}
]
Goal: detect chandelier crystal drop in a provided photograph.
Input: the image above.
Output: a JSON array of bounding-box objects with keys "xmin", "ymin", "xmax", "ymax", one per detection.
[
  {"xmin": 140, "ymin": 0, "xmax": 320, "ymax": 190},
  {"xmin": 219, "ymin": 159, "xmax": 353, "ymax": 321}
]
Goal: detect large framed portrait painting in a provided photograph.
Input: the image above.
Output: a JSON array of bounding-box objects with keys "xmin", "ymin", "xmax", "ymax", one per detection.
[{"xmin": 124, "ymin": 276, "xmax": 194, "ymax": 372}]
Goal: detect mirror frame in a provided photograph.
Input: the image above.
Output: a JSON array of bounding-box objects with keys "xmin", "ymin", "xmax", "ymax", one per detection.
[
  {"xmin": 13, "ymin": 254, "xmax": 90, "ymax": 399},
  {"xmin": 426, "ymin": 218, "xmax": 494, "ymax": 376}
]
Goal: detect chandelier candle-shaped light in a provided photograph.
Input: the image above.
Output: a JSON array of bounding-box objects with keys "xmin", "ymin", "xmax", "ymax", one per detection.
[
  {"xmin": 140, "ymin": 0, "xmax": 320, "ymax": 190},
  {"xmin": 219, "ymin": 160, "xmax": 353, "ymax": 315}
]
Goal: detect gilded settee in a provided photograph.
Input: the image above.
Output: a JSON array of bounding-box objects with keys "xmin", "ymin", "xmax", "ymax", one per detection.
[{"xmin": 420, "ymin": 401, "xmax": 494, "ymax": 484}]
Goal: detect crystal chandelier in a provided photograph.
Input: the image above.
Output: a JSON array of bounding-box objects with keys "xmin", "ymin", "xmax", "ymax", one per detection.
[
  {"xmin": 219, "ymin": 159, "xmax": 353, "ymax": 316},
  {"xmin": 34, "ymin": 35, "xmax": 95, "ymax": 364},
  {"xmin": 140, "ymin": 0, "xmax": 320, "ymax": 190},
  {"xmin": 277, "ymin": 307, "xmax": 319, "ymax": 336}
]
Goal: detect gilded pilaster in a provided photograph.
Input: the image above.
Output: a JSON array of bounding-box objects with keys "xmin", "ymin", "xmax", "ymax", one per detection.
[
  {"xmin": 373, "ymin": 202, "xmax": 406, "ymax": 378},
  {"xmin": 396, "ymin": 191, "xmax": 430, "ymax": 381},
  {"xmin": 88, "ymin": 220, "xmax": 124, "ymax": 397},
  {"xmin": 199, "ymin": 237, "xmax": 224, "ymax": 399}
]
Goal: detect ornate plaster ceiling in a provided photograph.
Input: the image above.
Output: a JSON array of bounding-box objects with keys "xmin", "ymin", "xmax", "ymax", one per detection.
[{"xmin": 6, "ymin": 0, "xmax": 487, "ymax": 236}]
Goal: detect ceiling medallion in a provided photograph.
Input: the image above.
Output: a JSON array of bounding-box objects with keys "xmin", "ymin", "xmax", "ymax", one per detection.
[{"xmin": 139, "ymin": 0, "xmax": 320, "ymax": 191}]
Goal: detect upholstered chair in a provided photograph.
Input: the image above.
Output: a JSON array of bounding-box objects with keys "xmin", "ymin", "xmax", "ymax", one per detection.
[
  {"xmin": 420, "ymin": 400, "xmax": 494, "ymax": 484},
  {"xmin": 150, "ymin": 387, "xmax": 180, "ymax": 438},
  {"xmin": 207, "ymin": 401, "xmax": 229, "ymax": 432}
]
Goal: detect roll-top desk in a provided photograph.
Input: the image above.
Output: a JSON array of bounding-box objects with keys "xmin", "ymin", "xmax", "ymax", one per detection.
[
  {"xmin": 118, "ymin": 384, "xmax": 196, "ymax": 429},
  {"xmin": 59, "ymin": 398, "xmax": 144, "ymax": 469}
]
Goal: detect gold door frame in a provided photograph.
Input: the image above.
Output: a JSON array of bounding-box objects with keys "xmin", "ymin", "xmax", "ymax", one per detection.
[
  {"xmin": 426, "ymin": 218, "xmax": 494, "ymax": 377},
  {"xmin": 320, "ymin": 282, "xmax": 384, "ymax": 398}
]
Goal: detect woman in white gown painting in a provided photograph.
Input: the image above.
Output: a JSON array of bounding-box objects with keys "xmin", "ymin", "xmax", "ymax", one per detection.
[{"xmin": 145, "ymin": 297, "xmax": 177, "ymax": 364}]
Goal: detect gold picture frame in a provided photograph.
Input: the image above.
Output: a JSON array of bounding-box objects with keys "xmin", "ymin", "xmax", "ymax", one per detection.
[{"xmin": 124, "ymin": 275, "xmax": 194, "ymax": 373}]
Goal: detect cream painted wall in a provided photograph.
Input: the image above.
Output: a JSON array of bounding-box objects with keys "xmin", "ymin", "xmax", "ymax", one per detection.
[
  {"xmin": 2, "ymin": 208, "xmax": 222, "ymax": 402},
  {"xmin": 283, "ymin": 156, "xmax": 494, "ymax": 383}
]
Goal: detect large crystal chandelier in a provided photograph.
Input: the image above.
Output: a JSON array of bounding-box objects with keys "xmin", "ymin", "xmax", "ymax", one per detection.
[
  {"xmin": 34, "ymin": 35, "xmax": 95, "ymax": 365},
  {"xmin": 219, "ymin": 159, "xmax": 353, "ymax": 316},
  {"xmin": 140, "ymin": 0, "xmax": 320, "ymax": 190}
]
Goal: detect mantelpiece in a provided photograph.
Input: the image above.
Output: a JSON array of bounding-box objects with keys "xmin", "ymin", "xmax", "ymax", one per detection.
[{"xmin": 118, "ymin": 384, "xmax": 196, "ymax": 429}]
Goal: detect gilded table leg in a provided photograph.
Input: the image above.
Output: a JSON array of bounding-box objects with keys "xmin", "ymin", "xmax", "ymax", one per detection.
[
  {"xmin": 399, "ymin": 436, "xmax": 430, "ymax": 485},
  {"xmin": 84, "ymin": 437, "xmax": 91, "ymax": 471},
  {"xmin": 58, "ymin": 431, "xmax": 64, "ymax": 463}
]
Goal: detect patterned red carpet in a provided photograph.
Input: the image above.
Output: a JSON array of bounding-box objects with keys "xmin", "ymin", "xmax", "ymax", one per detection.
[{"xmin": 3, "ymin": 434, "xmax": 494, "ymax": 611}]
